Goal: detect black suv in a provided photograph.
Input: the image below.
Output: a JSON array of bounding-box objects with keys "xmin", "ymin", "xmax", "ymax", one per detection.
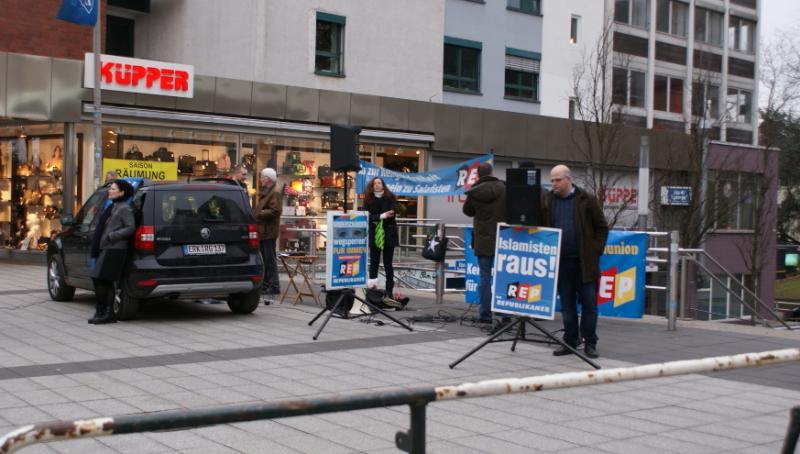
[{"xmin": 47, "ymin": 179, "xmax": 264, "ymax": 319}]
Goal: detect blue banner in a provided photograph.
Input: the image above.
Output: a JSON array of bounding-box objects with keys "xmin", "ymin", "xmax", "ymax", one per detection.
[
  {"xmin": 356, "ymin": 154, "xmax": 493, "ymax": 196},
  {"xmin": 325, "ymin": 211, "xmax": 369, "ymax": 290},
  {"xmin": 597, "ymin": 231, "xmax": 647, "ymax": 318},
  {"xmin": 491, "ymin": 225, "xmax": 561, "ymax": 320},
  {"xmin": 463, "ymin": 227, "xmax": 480, "ymax": 304},
  {"xmin": 57, "ymin": 0, "xmax": 98, "ymax": 26}
]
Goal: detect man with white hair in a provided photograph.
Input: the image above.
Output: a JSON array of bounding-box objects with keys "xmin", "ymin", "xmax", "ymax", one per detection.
[
  {"xmin": 254, "ymin": 168, "xmax": 282, "ymax": 301},
  {"xmin": 541, "ymin": 164, "xmax": 608, "ymax": 358}
]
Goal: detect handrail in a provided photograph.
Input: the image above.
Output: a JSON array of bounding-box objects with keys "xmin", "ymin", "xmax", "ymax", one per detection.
[
  {"xmin": 682, "ymin": 250, "xmax": 793, "ymax": 330},
  {"xmin": 2, "ymin": 349, "xmax": 798, "ymax": 454}
]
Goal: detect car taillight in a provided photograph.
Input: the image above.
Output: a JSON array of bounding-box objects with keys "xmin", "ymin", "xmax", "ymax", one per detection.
[
  {"xmin": 136, "ymin": 279, "xmax": 158, "ymax": 287},
  {"xmin": 247, "ymin": 224, "xmax": 259, "ymax": 249},
  {"xmin": 134, "ymin": 225, "xmax": 155, "ymax": 251}
]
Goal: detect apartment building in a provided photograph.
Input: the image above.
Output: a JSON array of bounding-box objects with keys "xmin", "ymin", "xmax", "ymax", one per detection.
[{"xmin": 610, "ymin": 0, "xmax": 760, "ymax": 144}]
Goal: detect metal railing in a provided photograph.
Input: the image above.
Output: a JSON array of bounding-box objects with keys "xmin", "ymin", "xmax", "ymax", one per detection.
[{"xmin": 2, "ymin": 348, "xmax": 798, "ymax": 454}]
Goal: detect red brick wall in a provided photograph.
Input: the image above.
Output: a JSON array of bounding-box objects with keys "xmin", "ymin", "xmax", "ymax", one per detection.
[{"xmin": 0, "ymin": 0, "xmax": 107, "ymax": 60}]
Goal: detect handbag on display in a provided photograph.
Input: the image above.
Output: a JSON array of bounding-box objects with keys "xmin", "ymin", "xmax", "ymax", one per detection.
[
  {"xmin": 303, "ymin": 160, "xmax": 316, "ymax": 176},
  {"xmin": 178, "ymin": 155, "xmax": 196, "ymax": 174},
  {"xmin": 283, "ymin": 151, "xmax": 302, "ymax": 175},
  {"xmin": 318, "ymin": 165, "xmax": 335, "ymax": 187},
  {"xmin": 322, "ymin": 190, "xmax": 340, "ymax": 209},
  {"xmin": 192, "ymin": 160, "xmax": 217, "ymax": 176},
  {"xmin": 422, "ymin": 229, "xmax": 448, "ymax": 262},
  {"xmin": 124, "ymin": 145, "xmax": 143, "ymax": 160},
  {"xmin": 152, "ymin": 147, "xmax": 174, "ymax": 162},
  {"xmin": 241, "ymin": 153, "xmax": 255, "ymax": 171}
]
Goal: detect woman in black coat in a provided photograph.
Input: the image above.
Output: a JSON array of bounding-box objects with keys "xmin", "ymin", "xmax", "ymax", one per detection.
[
  {"xmin": 363, "ymin": 177, "xmax": 400, "ymax": 298},
  {"xmin": 89, "ymin": 179, "xmax": 135, "ymax": 324}
]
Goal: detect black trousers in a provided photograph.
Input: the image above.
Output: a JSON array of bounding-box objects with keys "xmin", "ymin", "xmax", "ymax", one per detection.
[
  {"xmin": 369, "ymin": 244, "xmax": 395, "ymax": 295},
  {"xmin": 92, "ymin": 278, "xmax": 114, "ymax": 312},
  {"xmin": 260, "ymin": 239, "xmax": 280, "ymax": 294}
]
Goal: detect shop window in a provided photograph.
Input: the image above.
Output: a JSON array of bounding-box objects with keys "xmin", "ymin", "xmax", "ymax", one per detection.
[
  {"xmin": 507, "ymin": 0, "xmax": 540, "ymax": 15},
  {"xmin": 615, "ymin": 0, "xmax": 649, "ymax": 28},
  {"xmin": 726, "ymin": 88, "xmax": 752, "ymax": 123},
  {"xmin": 0, "ymin": 125, "xmax": 66, "ymax": 250},
  {"xmin": 315, "ymin": 12, "xmax": 345, "ymax": 76},
  {"xmin": 444, "ymin": 38, "xmax": 482, "ymax": 93},
  {"xmin": 106, "ymin": 15, "xmax": 135, "ymax": 57},
  {"xmin": 694, "ymin": 7, "xmax": 723, "ymax": 46},
  {"xmin": 695, "ymin": 273, "xmax": 748, "ymax": 320},
  {"xmin": 504, "ymin": 51, "xmax": 540, "ymax": 101},
  {"xmin": 656, "ymin": 0, "xmax": 688, "ymax": 37},
  {"xmin": 728, "ymin": 16, "xmax": 755, "ymax": 54}
]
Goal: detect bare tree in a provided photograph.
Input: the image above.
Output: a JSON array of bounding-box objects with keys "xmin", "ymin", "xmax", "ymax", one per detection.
[{"xmin": 569, "ymin": 19, "xmax": 638, "ymax": 228}]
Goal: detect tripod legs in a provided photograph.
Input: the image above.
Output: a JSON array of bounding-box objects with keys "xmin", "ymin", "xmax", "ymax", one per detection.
[
  {"xmin": 449, "ymin": 317, "xmax": 601, "ymax": 370},
  {"xmin": 309, "ymin": 289, "xmax": 413, "ymax": 341}
]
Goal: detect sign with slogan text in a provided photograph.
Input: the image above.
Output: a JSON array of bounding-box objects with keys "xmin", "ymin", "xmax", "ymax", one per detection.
[
  {"xmin": 325, "ymin": 211, "xmax": 369, "ymax": 290},
  {"xmin": 463, "ymin": 227, "xmax": 480, "ymax": 304},
  {"xmin": 660, "ymin": 186, "xmax": 691, "ymax": 206},
  {"xmin": 102, "ymin": 158, "xmax": 177, "ymax": 182},
  {"xmin": 355, "ymin": 154, "xmax": 493, "ymax": 197},
  {"xmin": 491, "ymin": 224, "xmax": 562, "ymax": 320},
  {"xmin": 597, "ymin": 231, "xmax": 647, "ymax": 318},
  {"xmin": 84, "ymin": 54, "xmax": 195, "ymax": 98}
]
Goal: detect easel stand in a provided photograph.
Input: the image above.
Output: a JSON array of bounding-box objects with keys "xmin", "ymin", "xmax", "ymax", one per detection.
[
  {"xmin": 309, "ymin": 288, "xmax": 413, "ymax": 340},
  {"xmin": 448, "ymin": 317, "xmax": 601, "ymax": 369}
]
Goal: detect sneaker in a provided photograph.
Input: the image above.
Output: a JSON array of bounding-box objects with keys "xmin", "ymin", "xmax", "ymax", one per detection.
[
  {"xmin": 552, "ymin": 345, "xmax": 575, "ymax": 356},
  {"xmin": 584, "ymin": 344, "xmax": 599, "ymax": 359}
]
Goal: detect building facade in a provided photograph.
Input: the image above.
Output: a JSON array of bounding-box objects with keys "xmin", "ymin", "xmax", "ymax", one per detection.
[{"xmin": 0, "ymin": 0, "xmax": 776, "ymax": 318}]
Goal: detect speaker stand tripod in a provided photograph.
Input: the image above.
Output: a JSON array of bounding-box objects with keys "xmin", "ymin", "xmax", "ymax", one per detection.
[
  {"xmin": 309, "ymin": 288, "xmax": 413, "ymax": 340},
  {"xmin": 448, "ymin": 317, "xmax": 601, "ymax": 369}
]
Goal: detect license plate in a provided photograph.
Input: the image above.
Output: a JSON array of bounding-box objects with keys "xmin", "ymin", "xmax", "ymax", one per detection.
[{"xmin": 183, "ymin": 244, "xmax": 226, "ymax": 256}]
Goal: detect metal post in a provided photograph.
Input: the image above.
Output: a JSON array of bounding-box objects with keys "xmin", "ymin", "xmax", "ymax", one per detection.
[
  {"xmin": 92, "ymin": 12, "xmax": 103, "ymax": 189},
  {"xmin": 668, "ymin": 231, "xmax": 679, "ymax": 331},
  {"xmin": 62, "ymin": 123, "xmax": 76, "ymax": 216},
  {"xmin": 679, "ymin": 255, "xmax": 688, "ymax": 320},
  {"xmin": 434, "ymin": 223, "xmax": 445, "ymax": 305},
  {"xmin": 781, "ymin": 406, "xmax": 800, "ymax": 454},
  {"xmin": 638, "ymin": 136, "xmax": 650, "ymax": 230},
  {"xmin": 410, "ymin": 402, "xmax": 426, "ymax": 454}
]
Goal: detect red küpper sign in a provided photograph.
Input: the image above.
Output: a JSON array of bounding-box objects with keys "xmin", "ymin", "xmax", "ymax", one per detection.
[{"xmin": 84, "ymin": 53, "xmax": 194, "ymax": 98}]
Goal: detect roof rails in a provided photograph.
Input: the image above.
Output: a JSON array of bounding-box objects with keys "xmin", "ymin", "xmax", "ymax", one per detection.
[{"xmin": 189, "ymin": 177, "xmax": 244, "ymax": 187}]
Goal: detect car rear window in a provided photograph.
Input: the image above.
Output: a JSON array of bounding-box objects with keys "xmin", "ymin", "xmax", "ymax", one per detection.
[{"xmin": 156, "ymin": 190, "xmax": 249, "ymax": 225}]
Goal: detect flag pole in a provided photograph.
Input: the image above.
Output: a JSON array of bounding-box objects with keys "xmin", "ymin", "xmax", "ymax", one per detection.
[{"xmin": 92, "ymin": 5, "xmax": 102, "ymax": 189}]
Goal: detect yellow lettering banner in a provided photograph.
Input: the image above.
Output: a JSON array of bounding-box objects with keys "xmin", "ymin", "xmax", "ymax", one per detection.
[{"xmin": 102, "ymin": 158, "xmax": 177, "ymax": 182}]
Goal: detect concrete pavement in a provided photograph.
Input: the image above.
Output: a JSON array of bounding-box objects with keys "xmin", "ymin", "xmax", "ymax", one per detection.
[{"xmin": 0, "ymin": 262, "xmax": 798, "ymax": 453}]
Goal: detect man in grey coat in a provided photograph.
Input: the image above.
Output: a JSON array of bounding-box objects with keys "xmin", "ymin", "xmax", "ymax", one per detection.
[{"xmin": 463, "ymin": 162, "xmax": 506, "ymax": 324}]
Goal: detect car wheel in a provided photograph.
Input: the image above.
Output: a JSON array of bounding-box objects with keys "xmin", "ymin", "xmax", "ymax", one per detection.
[
  {"xmin": 47, "ymin": 255, "xmax": 75, "ymax": 301},
  {"xmin": 227, "ymin": 288, "xmax": 260, "ymax": 314},
  {"xmin": 113, "ymin": 281, "xmax": 141, "ymax": 321}
]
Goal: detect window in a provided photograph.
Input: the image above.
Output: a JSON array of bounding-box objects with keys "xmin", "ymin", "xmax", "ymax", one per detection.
[
  {"xmin": 694, "ymin": 7, "xmax": 723, "ymax": 46},
  {"xmin": 654, "ymin": 75, "xmax": 683, "ymax": 113},
  {"xmin": 695, "ymin": 273, "xmax": 749, "ymax": 320},
  {"xmin": 692, "ymin": 82, "xmax": 719, "ymax": 119},
  {"xmin": 726, "ymin": 88, "xmax": 752, "ymax": 123},
  {"xmin": 615, "ymin": 0, "xmax": 649, "ymax": 28},
  {"xmin": 570, "ymin": 16, "xmax": 580, "ymax": 44},
  {"xmin": 728, "ymin": 16, "xmax": 756, "ymax": 53},
  {"xmin": 106, "ymin": 15, "xmax": 135, "ymax": 57},
  {"xmin": 507, "ymin": 0, "xmax": 540, "ymax": 14},
  {"xmin": 315, "ymin": 13, "xmax": 345, "ymax": 76},
  {"xmin": 612, "ymin": 68, "xmax": 646, "ymax": 108},
  {"xmin": 656, "ymin": 0, "xmax": 688, "ymax": 37},
  {"xmin": 444, "ymin": 38, "xmax": 482, "ymax": 93},
  {"xmin": 710, "ymin": 172, "xmax": 758, "ymax": 230},
  {"xmin": 504, "ymin": 50, "xmax": 540, "ymax": 101}
]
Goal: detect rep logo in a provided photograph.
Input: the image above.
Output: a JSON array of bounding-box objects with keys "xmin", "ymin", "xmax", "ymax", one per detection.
[
  {"xmin": 506, "ymin": 282, "xmax": 542, "ymax": 303},
  {"xmin": 338, "ymin": 260, "xmax": 361, "ymax": 277},
  {"xmin": 455, "ymin": 161, "xmax": 481, "ymax": 191},
  {"xmin": 598, "ymin": 266, "xmax": 636, "ymax": 307}
]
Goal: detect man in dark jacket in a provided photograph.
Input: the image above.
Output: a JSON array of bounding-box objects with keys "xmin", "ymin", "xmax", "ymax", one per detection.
[
  {"xmin": 541, "ymin": 165, "xmax": 608, "ymax": 358},
  {"xmin": 255, "ymin": 168, "xmax": 282, "ymax": 302},
  {"xmin": 463, "ymin": 162, "xmax": 506, "ymax": 324}
]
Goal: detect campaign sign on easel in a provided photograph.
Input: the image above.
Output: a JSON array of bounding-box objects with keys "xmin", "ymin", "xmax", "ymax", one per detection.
[
  {"xmin": 463, "ymin": 227, "xmax": 480, "ymax": 304},
  {"xmin": 491, "ymin": 224, "xmax": 562, "ymax": 320},
  {"xmin": 325, "ymin": 211, "xmax": 369, "ymax": 290}
]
